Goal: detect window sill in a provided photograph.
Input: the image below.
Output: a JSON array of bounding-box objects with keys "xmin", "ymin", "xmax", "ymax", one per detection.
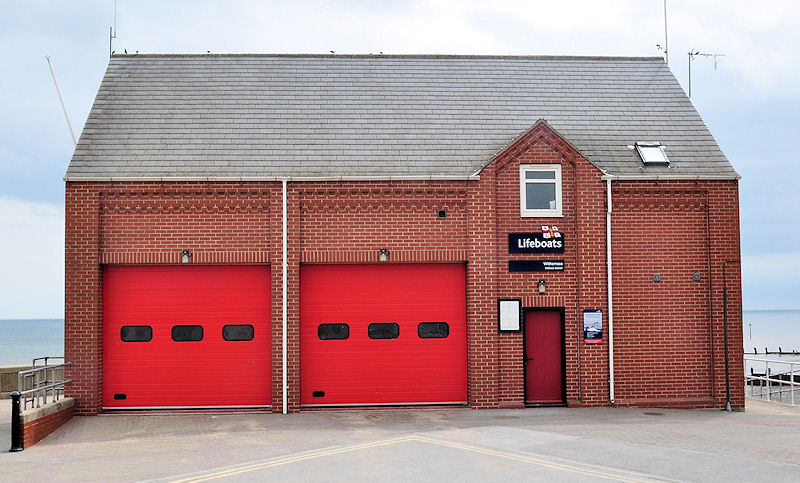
[{"xmin": 521, "ymin": 210, "xmax": 563, "ymax": 218}]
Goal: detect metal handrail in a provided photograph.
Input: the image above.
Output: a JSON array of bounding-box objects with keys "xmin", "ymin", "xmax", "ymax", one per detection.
[
  {"xmin": 17, "ymin": 361, "xmax": 72, "ymax": 411},
  {"xmin": 32, "ymin": 356, "xmax": 64, "ymax": 368},
  {"xmin": 744, "ymin": 356, "xmax": 800, "ymax": 406},
  {"xmin": 18, "ymin": 380, "xmax": 73, "ymax": 397}
]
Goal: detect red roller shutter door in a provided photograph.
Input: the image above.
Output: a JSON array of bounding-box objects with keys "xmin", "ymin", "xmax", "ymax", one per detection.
[
  {"xmin": 102, "ymin": 265, "xmax": 271, "ymax": 409},
  {"xmin": 300, "ymin": 263, "xmax": 467, "ymax": 406}
]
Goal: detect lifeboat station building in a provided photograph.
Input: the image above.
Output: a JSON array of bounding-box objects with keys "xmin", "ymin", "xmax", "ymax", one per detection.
[{"xmin": 64, "ymin": 54, "xmax": 743, "ymax": 415}]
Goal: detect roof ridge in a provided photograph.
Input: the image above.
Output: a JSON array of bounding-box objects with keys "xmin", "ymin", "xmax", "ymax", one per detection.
[{"xmin": 109, "ymin": 53, "xmax": 666, "ymax": 62}]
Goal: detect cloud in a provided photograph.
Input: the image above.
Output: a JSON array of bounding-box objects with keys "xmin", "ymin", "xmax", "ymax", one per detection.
[{"xmin": 0, "ymin": 198, "xmax": 64, "ymax": 319}]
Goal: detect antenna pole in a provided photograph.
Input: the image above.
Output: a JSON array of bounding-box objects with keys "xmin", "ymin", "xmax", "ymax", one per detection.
[
  {"xmin": 45, "ymin": 54, "xmax": 77, "ymax": 148},
  {"xmin": 663, "ymin": 0, "xmax": 669, "ymax": 65},
  {"xmin": 109, "ymin": 1, "xmax": 117, "ymax": 58},
  {"xmin": 687, "ymin": 51, "xmax": 724, "ymax": 99}
]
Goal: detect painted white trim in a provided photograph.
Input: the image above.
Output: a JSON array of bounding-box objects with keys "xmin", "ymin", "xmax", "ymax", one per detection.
[
  {"xmin": 520, "ymin": 164, "xmax": 563, "ymax": 218},
  {"xmin": 102, "ymin": 405, "xmax": 272, "ymax": 410},
  {"xmin": 300, "ymin": 401, "xmax": 468, "ymax": 408},
  {"xmin": 606, "ymin": 178, "xmax": 615, "ymax": 404},
  {"xmin": 63, "ymin": 175, "xmax": 481, "ymax": 182},
  {"xmin": 601, "ymin": 174, "xmax": 740, "ymax": 181}
]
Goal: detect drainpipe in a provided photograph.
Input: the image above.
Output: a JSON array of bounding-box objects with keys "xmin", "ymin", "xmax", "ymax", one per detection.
[
  {"xmin": 282, "ymin": 179, "xmax": 288, "ymax": 415},
  {"xmin": 606, "ymin": 177, "xmax": 615, "ymax": 404},
  {"xmin": 722, "ymin": 260, "xmax": 740, "ymax": 412}
]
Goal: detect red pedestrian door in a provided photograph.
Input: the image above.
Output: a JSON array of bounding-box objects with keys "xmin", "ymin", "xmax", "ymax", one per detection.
[{"xmin": 524, "ymin": 310, "xmax": 564, "ymax": 405}]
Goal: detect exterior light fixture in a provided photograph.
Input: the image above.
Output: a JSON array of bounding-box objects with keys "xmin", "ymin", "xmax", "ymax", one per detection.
[
  {"xmin": 181, "ymin": 250, "xmax": 192, "ymax": 264},
  {"xmin": 653, "ymin": 273, "xmax": 662, "ymax": 282},
  {"xmin": 379, "ymin": 248, "xmax": 389, "ymax": 262},
  {"xmin": 537, "ymin": 279, "xmax": 546, "ymax": 294}
]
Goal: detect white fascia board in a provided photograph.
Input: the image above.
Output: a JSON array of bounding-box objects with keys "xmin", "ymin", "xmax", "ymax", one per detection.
[
  {"xmin": 601, "ymin": 174, "xmax": 741, "ymax": 181},
  {"xmin": 64, "ymin": 175, "xmax": 481, "ymax": 182}
]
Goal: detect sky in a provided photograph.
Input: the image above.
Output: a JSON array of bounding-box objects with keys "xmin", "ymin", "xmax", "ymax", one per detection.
[{"xmin": 1, "ymin": 0, "xmax": 799, "ymax": 318}]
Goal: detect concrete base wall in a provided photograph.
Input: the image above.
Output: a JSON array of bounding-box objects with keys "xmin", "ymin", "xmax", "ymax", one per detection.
[
  {"xmin": 19, "ymin": 397, "xmax": 75, "ymax": 448},
  {"xmin": 0, "ymin": 366, "xmax": 30, "ymax": 399}
]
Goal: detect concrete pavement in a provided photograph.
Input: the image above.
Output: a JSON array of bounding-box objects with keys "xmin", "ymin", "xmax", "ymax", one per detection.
[{"xmin": 3, "ymin": 399, "xmax": 800, "ymax": 481}]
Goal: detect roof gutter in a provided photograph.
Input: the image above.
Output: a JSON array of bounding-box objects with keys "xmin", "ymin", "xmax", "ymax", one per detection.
[
  {"xmin": 63, "ymin": 175, "xmax": 481, "ymax": 182},
  {"xmin": 600, "ymin": 174, "xmax": 741, "ymax": 181}
]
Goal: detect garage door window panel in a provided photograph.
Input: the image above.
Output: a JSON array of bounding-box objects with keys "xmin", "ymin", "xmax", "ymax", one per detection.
[
  {"xmin": 172, "ymin": 325, "xmax": 203, "ymax": 342},
  {"xmin": 368, "ymin": 323, "xmax": 399, "ymax": 339},
  {"xmin": 223, "ymin": 324, "xmax": 254, "ymax": 341},
  {"xmin": 121, "ymin": 325, "xmax": 153, "ymax": 342},
  {"xmin": 418, "ymin": 322, "xmax": 449, "ymax": 338},
  {"xmin": 318, "ymin": 323, "xmax": 350, "ymax": 340}
]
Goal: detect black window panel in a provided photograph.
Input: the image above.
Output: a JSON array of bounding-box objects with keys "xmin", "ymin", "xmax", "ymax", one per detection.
[
  {"xmin": 223, "ymin": 324, "xmax": 254, "ymax": 341},
  {"xmin": 368, "ymin": 323, "xmax": 399, "ymax": 339},
  {"xmin": 418, "ymin": 322, "xmax": 449, "ymax": 339},
  {"xmin": 172, "ymin": 325, "xmax": 203, "ymax": 342},
  {"xmin": 120, "ymin": 325, "xmax": 152, "ymax": 342},
  {"xmin": 318, "ymin": 323, "xmax": 349, "ymax": 340}
]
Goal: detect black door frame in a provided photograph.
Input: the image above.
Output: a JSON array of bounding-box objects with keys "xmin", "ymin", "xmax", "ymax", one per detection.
[{"xmin": 523, "ymin": 307, "xmax": 567, "ymax": 407}]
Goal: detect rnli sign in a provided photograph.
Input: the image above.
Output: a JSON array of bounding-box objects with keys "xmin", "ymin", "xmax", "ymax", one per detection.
[{"xmin": 508, "ymin": 226, "xmax": 565, "ymax": 254}]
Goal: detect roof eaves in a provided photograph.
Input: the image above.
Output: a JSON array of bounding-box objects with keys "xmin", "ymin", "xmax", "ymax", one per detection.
[
  {"xmin": 601, "ymin": 173, "xmax": 741, "ymax": 181},
  {"xmin": 63, "ymin": 174, "xmax": 481, "ymax": 183}
]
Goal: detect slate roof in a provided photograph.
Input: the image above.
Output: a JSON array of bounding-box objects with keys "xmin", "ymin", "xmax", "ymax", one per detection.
[{"xmin": 66, "ymin": 54, "xmax": 738, "ymax": 180}]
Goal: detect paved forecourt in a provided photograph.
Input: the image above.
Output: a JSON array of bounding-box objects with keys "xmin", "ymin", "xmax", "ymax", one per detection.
[{"xmin": 3, "ymin": 399, "xmax": 800, "ymax": 482}]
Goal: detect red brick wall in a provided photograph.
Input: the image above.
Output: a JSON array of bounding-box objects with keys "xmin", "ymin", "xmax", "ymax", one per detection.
[
  {"xmin": 473, "ymin": 122, "xmax": 741, "ymax": 409},
  {"xmin": 21, "ymin": 404, "xmax": 75, "ymax": 448},
  {"xmin": 65, "ymin": 184, "xmax": 102, "ymax": 414},
  {"xmin": 611, "ymin": 181, "xmax": 743, "ymax": 409},
  {"xmin": 64, "ymin": 129, "xmax": 742, "ymax": 413},
  {"xmin": 65, "ymin": 182, "xmax": 278, "ymax": 414},
  {"xmin": 488, "ymin": 123, "xmax": 609, "ymax": 408}
]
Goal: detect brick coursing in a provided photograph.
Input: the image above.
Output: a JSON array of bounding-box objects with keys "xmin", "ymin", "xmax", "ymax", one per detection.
[
  {"xmin": 20, "ymin": 405, "xmax": 75, "ymax": 448},
  {"xmin": 64, "ymin": 123, "xmax": 743, "ymax": 414}
]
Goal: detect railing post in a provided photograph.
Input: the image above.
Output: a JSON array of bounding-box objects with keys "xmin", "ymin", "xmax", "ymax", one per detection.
[
  {"xmin": 9, "ymin": 391, "xmax": 23, "ymax": 452},
  {"xmin": 792, "ymin": 363, "xmax": 796, "ymax": 406},
  {"xmin": 764, "ymin": 362, "xmax": 772, "ymax": 401}
]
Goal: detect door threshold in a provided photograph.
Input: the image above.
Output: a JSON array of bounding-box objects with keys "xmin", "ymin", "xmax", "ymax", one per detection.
[{"xmin": 525, "ymin": 402, "xmax": 566, "ymax": 408}]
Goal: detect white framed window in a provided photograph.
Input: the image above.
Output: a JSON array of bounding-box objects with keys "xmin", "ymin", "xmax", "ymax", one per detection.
[{"xmin": 520, "ymin": 164, "xmax": 562, "ymax": 217}]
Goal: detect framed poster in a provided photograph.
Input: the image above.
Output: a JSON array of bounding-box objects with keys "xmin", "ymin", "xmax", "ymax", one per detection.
[
  {"xmin": 583, "ymin": 309, "xmax": 603, "ymax": 344},
  {"xmin": 498, "ymin": 299, "xmax": 521, "ymax": 332}
]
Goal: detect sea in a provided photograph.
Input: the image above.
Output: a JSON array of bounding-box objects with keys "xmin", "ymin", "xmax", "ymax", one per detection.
[{"xmin": 0, "ymin": 310, "xmax": 799, "ymax": 367}]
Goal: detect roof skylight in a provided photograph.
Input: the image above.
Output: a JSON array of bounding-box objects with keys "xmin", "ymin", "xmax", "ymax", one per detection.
[{"xmin": 635, "ymin": 142, "xmax": 669, "ymax": 166}]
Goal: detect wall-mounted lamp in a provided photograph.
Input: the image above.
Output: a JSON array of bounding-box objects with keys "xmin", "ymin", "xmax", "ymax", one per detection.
[
  {"xmin": 379, "ymin": 248, "xmax": 389, "ymax": 262},
  {"xmin": 537, "ymin": 279, "xmax": 546, "ymax": 294},
  {"xmin": 181, "ymin": 250, "xmax": 192, "ymax": 264},
  {"xmin": 653, "ymin": 273, "xmax": 662, "ymax": 282}
]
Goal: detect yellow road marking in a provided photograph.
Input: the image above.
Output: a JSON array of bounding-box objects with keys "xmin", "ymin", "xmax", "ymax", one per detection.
[
  {"xmin": 413, "ymin": 435, "xmax": 669, "ymax": 483},
  {"xmin": 170, "ymin": 436, "xmax": 417, "ymax": 483},
  {"xmin": 171, "ymin": 434, "xmax": 669, "ymax": 483}
]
